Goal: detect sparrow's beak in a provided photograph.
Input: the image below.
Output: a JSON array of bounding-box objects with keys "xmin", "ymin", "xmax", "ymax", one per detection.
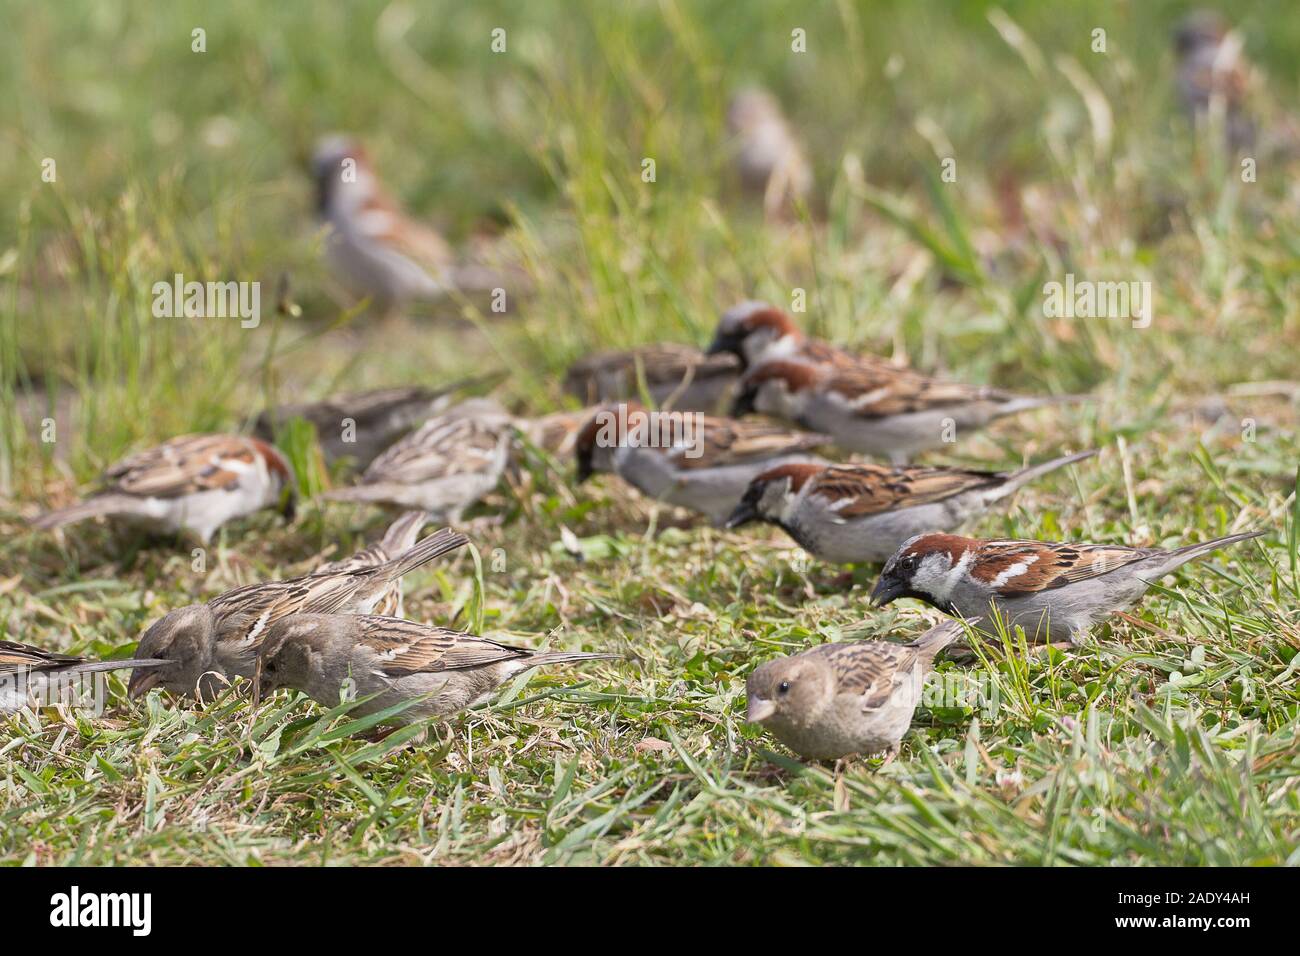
[
  {"xmin": 725, "ymin": 499, "xmax": 759, "ymax": 530},
  {"xmin": 870, "ymin": 575, "xmax": 905, "ymax": 607},
  {"xmin": 730, "ymin": 389, "xmax": 757, "ymax": 418},
  {"xmin": 746, "ymin": 695, "xmax": 776, "ymax": 724},
  {"xmin": 281, "ymin": 491, "xmax": 298, "ymax": 523},
  {"xmin": 706, "ymin": 331, "xmax": 741, "ymax": 357},
  {"xmin": 127, "ymin": 667, "xmax": 162, "ymax": 699}
]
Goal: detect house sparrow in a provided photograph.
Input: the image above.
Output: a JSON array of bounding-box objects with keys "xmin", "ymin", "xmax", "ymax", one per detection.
[
  {"xmin": 727, "ymin": 87, "xmax": 814, "ymax": 219},
  {"xmin": 726, "ymin": 449, "xmax": 1096, "ymax": 564},
  {"xmin": 254, "ymin": 372, "xmax": 505, "ymax": 468},
  {"xmin": 321, "ymin": 399, "xmax": 514, "ymax": 523},
  {"xmin": 1173, "ymin": 11, "xmax": 1254, "ymax": 153},
  {"xmin": 312, "ymin": 137, "xmax": 525, "ymax": 313},
  {"xmin": 732, "ymin": 359, "xmax": 1083, "ymax": 464},
  {"xmin": 871, "ymin": 530, "xmax": 1265, "ymax": 644},
  {"xmin": 256, "ymin": 613, "xmax": 619, "ymax": 726},
  {"xmin": 745, "ymin": 621, "xmax": 962, "ymax": 762},
  {"xmin": 30, "ymin": 434, "xmax": 295, "ymax": 544},
  {"xmin": 706, "ymin": 301, "xmax": 858, "ymax": 371},
  {"xmin": 128, "ymin": 526, "xmax": 468, "ymax": 700},
  {"xmin": 574, "ymin": 401, "xmax": 829, "ymax": 524},
  {"xmin": 311, "ymin": 510, "xmax": 429, "ymax": 617},
  {"xmin": 565, "ymin": 343, "xmax": 741, "ymax": 414},
  {"xmin": 1, "ymin": 641, "xmax": 169, "ymax": 713}
]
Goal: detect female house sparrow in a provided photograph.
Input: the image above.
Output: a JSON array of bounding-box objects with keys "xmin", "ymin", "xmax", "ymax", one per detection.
[
  {"xmin": 256, "ymin": 614, "xmax": 619, "ymax": 726},
  {"xmin": 871, "ymin": 530, "xmax": 1265, "ymax": 644},
  {"xmin": 2, "ymin": 641, "xmax": 169, "ymax": 713},
  {"xmin": 311, "ymin": 510, "xmax": 429, "ymax": 617},
  {"xmin": 706, "ymin": 301, "xmax": 857, "ymax": 371},
  {"xmin": 565, "ymin": 343, "xmax": 741, "ymax": 414},
  {"xmin": 727, "ymin": 87, "xmax": 814, "ymax": 219},
  {"xmin": 733, "ymin": 359, "xmax": 1081, "ymax": 464},
  {"xmin": 746, "ymin": 622, "xmax": 961, "ymax": 762},
  {"xmin": 725, "ymin": 450, "xmax": 1096, "ymax": 564},
  {"xmin": 30, "ymin": 434, "xmax": 295, "ymax": 544},
  {"xmin": 128, "ymin": 527, "xmax": 468, "ymax": 700},
  {"xmin": 254, "ymin": 373, "xmax": 504, "ymax": 468},
  {"xmin": 573, "ymin": 401, "xmax": 829, "ymax": 524},
  {"xmin": 321, "ymin": 399, "xmax": 514, "ymax": 523}
]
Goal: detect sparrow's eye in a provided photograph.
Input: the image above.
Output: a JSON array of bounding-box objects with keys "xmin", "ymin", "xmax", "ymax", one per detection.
[
  {"xmin": 900, "ymin": 555, "xmax": 919, "ymax": 573},
  {"xmin": 778, "ymin": 681, "xmax": 791, "ymax": 695}
]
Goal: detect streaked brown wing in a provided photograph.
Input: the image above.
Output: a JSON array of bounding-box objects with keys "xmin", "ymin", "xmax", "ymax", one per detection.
[
  {"xmin": 105, "ymin": 434, "xmax": 258, "ymax": 498},
  {"xmin": 364, "ymin": 415, "xmax": 506, "ymax": 484},
  {"xmin": 357, "ymin": 618, "xmax": 525, "ymax": 675},
  {"xmin": 0, "ymin": 640, "xmax": 82, "ymax": 672},
  {"xmin": 813, "ymin": 464, "xmax": 1002, "ymax": 517},
  {"xmin": 827, "ymin": 365, "xmax": 1008, "ymax": 418},
  {"xmin": 973, "ymin": 540, "xmax": 1153, "ymax": 594},
  {"xmin": 815, "ymin": 642, "xmax": 915, "ymax": 710},
  {"xmin": 674, "ymin": 417, "xmax": 825, "ymax": 471}
]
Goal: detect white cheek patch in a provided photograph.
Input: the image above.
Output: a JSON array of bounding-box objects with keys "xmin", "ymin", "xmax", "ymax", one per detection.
[
  {"xmin": 924, "ymin": 550, "xmax": 974, "ymax": 605},
  {"xmin": 990, "ymin": 555, "xmax": 1038, "ymax": 589}
]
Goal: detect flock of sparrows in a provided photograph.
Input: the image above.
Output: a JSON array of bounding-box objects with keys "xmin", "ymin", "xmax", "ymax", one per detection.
[{"xmin": 8, "ymin": 11, "xmax": 1273, "ymax": 764}]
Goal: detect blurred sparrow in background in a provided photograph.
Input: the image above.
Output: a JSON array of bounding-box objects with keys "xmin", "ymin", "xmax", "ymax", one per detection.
[
  {"xmin": 726, "ymin": 450, "xmax": 1096, "ymax": 563},
  {"xmin": 256, "ymin": 613, "xmax": 618, "ymax": 726},
  {"xmin": 727, "ymin": 87, "xmax": 814, "ymax": 219},
  {"xmin": 1173, "ymin": 10, "xmax": 1254, "ymax": 153},
  {"xmin": 321, "ymin": 399, "xmax": 514, "ymax": 523},
  {"xmin": 574, "ymin": 401, "xmax": 829, "ymax": 524},
  {"xmin": 746, "ymin": 621, "xmax": 961, "ymax": 762},
  {"xmin": 128, "ymin": 527, "xmax": 467, "ymax": 699},
  {"xmin": 30, "ymin": 434, "xmax": 295, "ymax": 544},
  {"xmin": 707, "ymin": 301, "xmax": 858, "ymax": 372},
  {"xmin": 872, "ymin": 530, "xmax": 1264, "ymax": 644},
  {"xmin": 566, "ymin": 343, "xmax": 741, "ymax": 414}
]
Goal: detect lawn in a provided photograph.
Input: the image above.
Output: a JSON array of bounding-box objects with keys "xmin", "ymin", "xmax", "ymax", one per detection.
[{"xmin": 1, "ymin": 0, "xmax": 1298, "ymax": 865}]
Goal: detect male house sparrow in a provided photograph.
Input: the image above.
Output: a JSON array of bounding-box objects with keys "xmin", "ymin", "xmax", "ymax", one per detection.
[
  {"xmin": 746, "ymin": 621, "xmax": 961, "ymax": 762},
  {"xmin": 565, "ymin": 343, "xmax": 741, "ymax": 414},
  {"xmin": 706, "ymin": 301, "xmax": 857, "ymax": 372},
  {"xmin": 321, "ymin": 399, "xmax": 514, "ymax": 523},
  {"xmin": 871, "ymin": 530, "xmax": 1265, "ymax": 644},
  {"xmin": 128, "ymin": 527, "xmax": 468, "ymax": 699},
  {"xmin": 727, "ymin": 88, "xmax": 814, "ymax": 219},
  {"xmin": 256, "ymin": 613, "xmax": 618, "ymax": 726},
  {"xmin": 574, "ymin": 401, "xmax": 829, "ymax": 524},
  {"xmin": 726, "ymin": 449, "xmax": 1096, "ymax": 564},
  {"xmin": 1, "ymin": 641, "xmax": 168, "ymax": 713},
  {"xmin": 254, "ymin": 373, "xmax": 504, "ymax": 469},
  {"xmin": 31, "ymin": 434, "xmax": 295, "ymax": 544},
  {"xmin": 311, "ymin": 510, "xmax": 429, "ymax": 617},
  {"xmin": 1173, "ymin": 11, "xmax": 1254, "ymax": 153},
  {"xmin": 733, "ymin": 359, "xmax": 1081, "ymax": 464}
]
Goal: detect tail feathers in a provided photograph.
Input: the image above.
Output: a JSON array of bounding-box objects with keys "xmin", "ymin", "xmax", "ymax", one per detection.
[
  {"xmin": 30, "ymin": 495, "xmax": 138, "ymax": 531},
  {"xmin": 995, "ymin": 392, "xmax": 1093, "ymax": 417},
  {"xmin": 380, "ymin": 511, "xmax": 430, "ymax": 555},
  {"xmin": 525, "ymin": 650, "xmax": 622, "ymax": 668},
  {"xmin": 907, "ymin": 621, "xmax": 964, "ymax": 663},
  {"xmin": 992, "ymin": 449, "xmax": 1098, "ymax": 499},
  {"xmin": 1160, "ymin": 530, "xmax": 1266, "ymax": 572},
  {"xmin": 41, "ymin": 657, "xmax": 170, "ymax": 676},
  {"xmin": 380, "ymin": 526, "xmax": 469, "ymax": 580}
]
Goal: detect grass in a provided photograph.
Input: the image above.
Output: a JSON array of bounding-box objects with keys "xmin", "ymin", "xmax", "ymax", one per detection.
[{"xmin": 2, "ymin": 0, "xmax": 1299, "ymax": 865}]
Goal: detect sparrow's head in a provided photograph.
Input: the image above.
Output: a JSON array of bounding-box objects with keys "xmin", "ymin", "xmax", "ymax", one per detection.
[
  {"xmin": 129, "ymin": 604, "xmax": 218, "ymax": 698},
  {"xmin": 726, "ymin": 462, "xmax": 821, "ymax": 529},
  {"xmin": 574, "ymin": 402, "xmax": 647, "ymax": 483},
  {"xmin": 311, "ymin": 135, "xmax": 373, "ymax": 215},
  {"xmin": 746, "ymin": 652, "xmax": 835, "ymax": 727},
  {"xmin": 256, "ymin": 616, "xmax": 331, "ymax": 695},
  {"xmin": 872, "ymin": 533, "xmax": 976, "ymax": 612},
  {"xmin": 1173, "ymin": 10, "xmax": 1228, "ymax": 57},
  {"xmin": 707, "ymin": 302, "xmax": 802, "ymax": 368},
  {"xmin": 730, "ymin": 361, "xmax": 817, "ymax": 419}
]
